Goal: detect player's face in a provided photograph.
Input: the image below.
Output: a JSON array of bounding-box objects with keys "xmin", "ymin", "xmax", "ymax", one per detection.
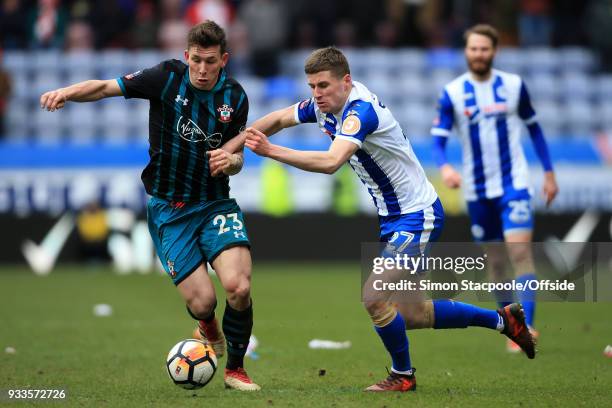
[
  {"xmin": 307, "ymin": 71, "xmax": 352, "ymax": 114},
  {"xmin": 465, "ymin": 33, "xmax": 496, "ymax": 77},
  {"xmin": 184, "ymin": 45, "xmax": 229, "ymax": 91}
]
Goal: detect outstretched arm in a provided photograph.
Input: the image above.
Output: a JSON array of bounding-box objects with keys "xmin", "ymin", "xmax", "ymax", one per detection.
[
  {"xmin": 40, "ymin": 79, "xmax": 123, "ymax": 111},
  {"xmin": 210, "ymin": 104, "xmax": 301, "ymax": 176},
  {"xmin": 221, "ymin": 105, "xmax": 299, "ymax": 154},
  {"xmin": 245, "ymin": 127, "xmax": 358, "ymax": 174}
]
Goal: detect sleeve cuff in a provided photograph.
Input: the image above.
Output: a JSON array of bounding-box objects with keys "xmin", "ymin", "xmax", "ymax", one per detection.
[
  {"xmin": 524, "ymin": 115, "xmax": 538, "ymax": 126},
  {"xmin": 335, "ymin": 135, "xmax": 362, "ymax": 148},
  {"xmin": 431, "ymin": 128, "xmax": 451, "ymax": 137},
  {"xmin": 293, "ymin": 103, "xmax": 301, "ymax": 124},
  {"xmin": 116, "ymin": 78, "xmax": 129, "ymax": 99}
]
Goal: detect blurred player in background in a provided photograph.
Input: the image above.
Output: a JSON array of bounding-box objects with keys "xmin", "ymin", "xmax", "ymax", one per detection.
[
  {"xmin": 40, "ymin": 20, "xmax": 260, "ymax": 391},
  {"xmin": 0, "ymin": 49, "xmax": 11, "ymax": 138},
  {"xmin": 218, "ymin": 46, "xmax": 536, "ymax": 392},
  {"xmin": 431, "ymin": 24, "xmax": 558, "ymax": 352}
]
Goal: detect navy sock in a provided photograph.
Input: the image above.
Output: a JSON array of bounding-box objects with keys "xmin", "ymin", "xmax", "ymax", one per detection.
[
  {"xmin": 223, "ymin": 301, "xmax": 252, "ymax": 370},
  {"xmin": 374, "ymin": 312, "xmax": 411, "ymax": 373},
  {"xmin": 516, "ymin": 273, "xmax": 536, "ymax": 327},
  {"xmin": 433, "ymin": 299, "xmax": 502, "ymax": 330}
]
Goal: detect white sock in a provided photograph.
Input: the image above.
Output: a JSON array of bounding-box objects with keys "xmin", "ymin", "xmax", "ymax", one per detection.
[
  {"xmin": 497, "ymin": 314, "xmax": 505, "ymax": 332},
  {"xmin": 391, "ymin": 367, "xmax": 413, "ymax": 376}
]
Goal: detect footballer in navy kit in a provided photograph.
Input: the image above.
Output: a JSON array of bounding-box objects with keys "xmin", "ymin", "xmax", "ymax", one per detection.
[
  {"xmin": 222, "ymin": 46, "xmax": 537, "ymax": 392},
  {"xmin": 40, "ymin": 20, "xmax": 260, "ymax": 391}
]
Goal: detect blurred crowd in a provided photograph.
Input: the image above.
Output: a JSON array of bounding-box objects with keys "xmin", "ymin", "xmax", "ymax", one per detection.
[
  {"xmin": 1, "ymin": 0, "xmax": 612, "ymax": 139},
  {"xmin": 2, "ymin": 0, "xmax": 612, "ymax": 77},
  {"xmin": 1, "ymin": 1, "xmax": 611, "ymax": 53}
]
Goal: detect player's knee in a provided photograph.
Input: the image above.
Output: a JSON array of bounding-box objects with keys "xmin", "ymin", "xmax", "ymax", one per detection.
[
  {"xmin": 508, "ymin": 245, "xmax": 532, "ymax": 265},
  {"xmin": 399, "ymin": 301, "xmax": 433, "ymax": 329},
  {"xmin": 223, "ymin": 275, "xmax": 251, "ymax": 300},
  {"xmin": 363, "ymin": 300, "xmax": 382, "ymax": 317},
  {"xmin": 364, "ymin": 301, "xmax": 395, "ymax": 326},
  {"xmin": 186, "ymin": 296, "xmax": 217, "ymax": 319},
  {"xmin": 232, "ymin": 283, "xmax": 251, "ymax": 301}
]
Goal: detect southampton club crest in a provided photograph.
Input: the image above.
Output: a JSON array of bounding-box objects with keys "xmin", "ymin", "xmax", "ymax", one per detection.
[
  {"xmin": 217, "ymin": 104, "xmax": 234, "ymax": 123},
  {"xmin": 167, "ymin": 260, "xmax": 176, "ymax": 278}
]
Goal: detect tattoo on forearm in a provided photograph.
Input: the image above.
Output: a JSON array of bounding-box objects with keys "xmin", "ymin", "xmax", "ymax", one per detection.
[{"xmin": 225, "ymin": 154, "xmax": 244, "ymax": 175}]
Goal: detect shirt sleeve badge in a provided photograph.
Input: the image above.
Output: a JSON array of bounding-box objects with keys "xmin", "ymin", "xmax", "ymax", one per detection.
[{"xmin": 341, "ymin": 115, "xmax": 361, "ymax": 136}]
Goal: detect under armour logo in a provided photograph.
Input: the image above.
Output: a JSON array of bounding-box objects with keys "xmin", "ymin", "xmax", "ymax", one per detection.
[
  {"xmin": 234, "ymin": 231, "xmax": 245, "ymax": 239},
  {"xmin": 175, "ymin": 95, "xmax": 189, "ymax": 106}
]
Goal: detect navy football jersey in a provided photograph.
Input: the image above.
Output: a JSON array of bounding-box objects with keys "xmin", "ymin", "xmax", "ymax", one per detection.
[{"xmin": 117, "ymin": 60, "xmax": 248, "ymax": 202}]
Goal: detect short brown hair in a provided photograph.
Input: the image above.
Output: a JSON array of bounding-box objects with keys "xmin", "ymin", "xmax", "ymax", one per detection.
[
  {"xmin": 187, "ymin": 20, "xmax": 227, "ymax": 54},
  {"xmin": 464, "ymin": 24, "xmax": 499, "ymax": 48},
  {"xmin": 304, "ymin": 46, "xmax": 350, "ymax": 78}
]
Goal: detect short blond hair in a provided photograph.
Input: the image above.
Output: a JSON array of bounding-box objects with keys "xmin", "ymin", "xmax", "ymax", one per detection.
[{"xmin": 304, "ymin": 46, "xmax": 350, "ymax": 78}]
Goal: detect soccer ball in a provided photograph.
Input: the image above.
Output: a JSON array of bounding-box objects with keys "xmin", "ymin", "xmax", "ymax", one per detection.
[{"xmin": 166, "ymin": 339, "xmax": 218, "ymax": 389}]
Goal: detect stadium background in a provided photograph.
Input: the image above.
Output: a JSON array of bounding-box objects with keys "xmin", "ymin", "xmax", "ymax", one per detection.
[
  {"xmin": 0, "ymin": 2, "xmax": 611, "ymax": 407},
  {"xmin": 1, "ymin": 0, "xmax": 612, "ymax": 264}
]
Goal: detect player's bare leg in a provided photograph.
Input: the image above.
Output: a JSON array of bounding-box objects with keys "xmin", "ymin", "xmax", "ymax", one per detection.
[
  {"xmin": 362, "ymin": 261, "xmax": 432, "ymax": 392},
  {"xmin": 213, "ymin": 246, "xmax": 260, "ymax": 391},
  {"xmin": 361, "ymin": 264, "xmax": 419, "ymax": 391},
  {"xmin": 483, "ymin": 242, "xmax": 512, "ymax": 306},
  {"xmin": 177, "ymin": 264, "xmax": 226, "ymax": 357},
  {"xmin": 363, "ymin": 299, "xmax": 417, "ymax": 392},
  {"xmin": 505, "ymin": 231, "xmax": 539, "ymax": 353},
  {"xmin": 483, "ymin": 243, "xmax": 520, "ymax": 352},
  {"xmin": 397, "ymin": 295, "xmax": 536, "ymax": 359},
  {"xmin": 395, "ymin": 299, "xmax": 435, "ymax": 329}
]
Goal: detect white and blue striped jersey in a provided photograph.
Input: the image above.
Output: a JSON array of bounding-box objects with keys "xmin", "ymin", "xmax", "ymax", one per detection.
[
  {"xmin": 295, "ymin": 81, "xmax": 438, "ymax": 216},
  {"xmin": 431, "ymin": 69, "xmax": 538, "ymax": 201}
]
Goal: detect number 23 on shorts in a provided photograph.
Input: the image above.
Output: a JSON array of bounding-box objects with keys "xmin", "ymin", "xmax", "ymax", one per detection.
[{"xmin": 213, "ymin": 213, "xmax": 244, "ymax": 235}]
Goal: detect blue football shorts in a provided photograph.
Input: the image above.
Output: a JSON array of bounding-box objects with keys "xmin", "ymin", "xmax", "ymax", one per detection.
[
  {"xmin": 379, "ymin": 198, "xmax": 445, "ymax": 266},
  {"xmin": 147, "ymin": 197, "xmax": 250, "ymax": 285},
  {"xmin": 466, "ymin": 188, "xmax": 534, "ymax": 242}
]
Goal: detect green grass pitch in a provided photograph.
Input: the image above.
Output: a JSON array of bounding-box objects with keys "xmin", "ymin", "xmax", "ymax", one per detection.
[{"xmin": 1, "ymin": 264, "xmax": 611, "ymax": 407}]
